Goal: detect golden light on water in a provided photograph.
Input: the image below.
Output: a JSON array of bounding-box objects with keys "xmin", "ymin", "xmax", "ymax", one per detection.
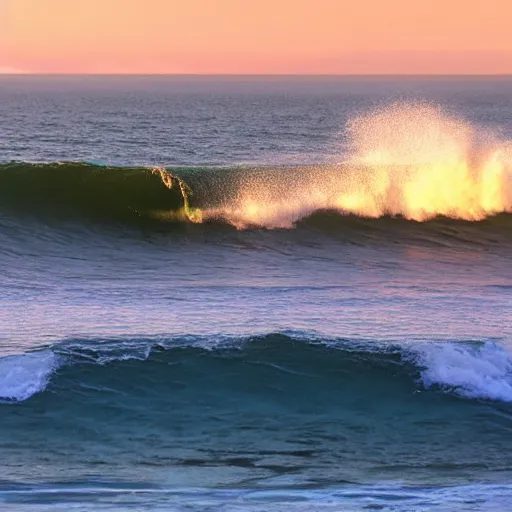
[{"xmin": 205, "ymin": 103, "xmax": 512, "ymax": 228}]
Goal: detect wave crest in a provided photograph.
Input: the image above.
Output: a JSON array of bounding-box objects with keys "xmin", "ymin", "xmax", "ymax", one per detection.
[
  {"xmin": 0, "ymin": 351, "xmax": 58, "ymax": 402},
  {"xmin": 413, "ymin": 341, "xmax": 512, "ymax": 402},
  {"xmin": 1, "ymin": 103, "xmax": 510, "ymax": 229}
]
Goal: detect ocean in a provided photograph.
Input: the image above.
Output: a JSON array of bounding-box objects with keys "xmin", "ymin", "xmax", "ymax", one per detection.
[{"xmin": 0, "ymin": 75, "xmax": 511, "ymax": 511}]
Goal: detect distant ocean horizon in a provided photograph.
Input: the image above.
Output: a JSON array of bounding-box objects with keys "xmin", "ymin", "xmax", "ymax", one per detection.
[
  {"xmin": 3, "ymin": 73, "xmax": 512, "ymax": 79},
  {"xmin": 0, "ymin": 75, "xmax": 511, "ymax": 511}
]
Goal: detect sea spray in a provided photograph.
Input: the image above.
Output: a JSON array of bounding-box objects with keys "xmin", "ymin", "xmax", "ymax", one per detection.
[{"xmin": 206, "ymin": 103, "xmax": 512, "ymax": 227}]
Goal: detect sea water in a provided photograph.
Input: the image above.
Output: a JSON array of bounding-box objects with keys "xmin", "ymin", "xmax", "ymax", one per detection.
[{"xmin": 0, "ymin": 76, "xmax": 511, "ymax": 511}]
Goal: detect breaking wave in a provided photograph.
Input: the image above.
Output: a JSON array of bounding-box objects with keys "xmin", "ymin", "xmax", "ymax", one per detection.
[
  {"xmin": 0, "ymin": 103, "xmax": 510, "ymax": 229},
  {"xmin": 2, "ymin": 335, "xmax": 511, "ymax": 404},
  {"xmin": 0, "ymin": 351, "xmax": 58, "ymax": 402},
  {"xmin": 207, "ymin": 102, "xmax": 512, "ymax": 228}
]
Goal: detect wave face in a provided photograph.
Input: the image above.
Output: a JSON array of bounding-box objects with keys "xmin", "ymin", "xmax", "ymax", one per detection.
[
  {"xmin": 0, "ymin": 335, "xmax": 511, "ymax": 493},
  {"xmin": 0, "ymin": 162, "xmax": 196, "ymax": 223}
]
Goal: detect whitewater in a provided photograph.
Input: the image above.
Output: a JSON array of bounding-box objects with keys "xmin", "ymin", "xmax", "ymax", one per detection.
[{"xmin": 0, "ymin": 76, "xmax": 511, "ymax": 511}]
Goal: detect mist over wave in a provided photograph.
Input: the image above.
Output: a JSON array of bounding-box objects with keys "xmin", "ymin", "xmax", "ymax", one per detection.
[
  {"xmin": 0, "ymin": 102, "xmax": 510, "ymax": 231},
  {"xmin": 208, "ymin": 102, "xmax": 512, "ymax": 228}
]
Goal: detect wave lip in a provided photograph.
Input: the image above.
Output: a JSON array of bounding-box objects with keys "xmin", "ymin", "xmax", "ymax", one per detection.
[{"xmin": 0, "ymin": 351, "xmax": 58, "ymax": 402}]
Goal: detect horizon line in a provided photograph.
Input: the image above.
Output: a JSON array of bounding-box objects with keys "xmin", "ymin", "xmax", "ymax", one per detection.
[{"xmin": 1, "ymin": 72, "xmax": 512, "ymax": 77}]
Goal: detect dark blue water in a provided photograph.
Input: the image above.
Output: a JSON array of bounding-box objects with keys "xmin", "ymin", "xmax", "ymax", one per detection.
[{"xmin": 0, "ymin": 76, "xmax": 511, "ymax": 511}]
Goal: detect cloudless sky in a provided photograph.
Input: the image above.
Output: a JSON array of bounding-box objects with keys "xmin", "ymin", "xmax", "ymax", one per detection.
[{"xmin": 1, "ymin": 0, "xmax": 511, "ymax": 74}]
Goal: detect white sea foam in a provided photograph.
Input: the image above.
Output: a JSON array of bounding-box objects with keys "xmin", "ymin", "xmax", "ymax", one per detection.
[
  {"xmin": 0, "ymin": 350, "xmax": 58, "ymax": 402},
  {"xmin": 413, "ymin": 341, "xmax": 512, "ymax": 402}
]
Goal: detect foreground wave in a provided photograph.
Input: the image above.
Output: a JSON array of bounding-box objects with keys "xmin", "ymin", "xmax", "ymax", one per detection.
[
  {"xmin": 2, "ymin": 334, "xmax": 511, "ymax": 403},
  {"xmin": 1, "ymin": 335, "xmax": 511, "ymax": 495}
]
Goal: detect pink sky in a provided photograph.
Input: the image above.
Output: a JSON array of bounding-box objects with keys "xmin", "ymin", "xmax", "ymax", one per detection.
[{"xmin": 1, "ymin": 0, "xmax": 511, "ymax": 74}]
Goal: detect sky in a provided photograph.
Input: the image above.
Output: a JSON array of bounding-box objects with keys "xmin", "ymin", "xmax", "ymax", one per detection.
[{"xmin": 1, "ymin": 0, "xmax": 511, "ymax": 74}]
